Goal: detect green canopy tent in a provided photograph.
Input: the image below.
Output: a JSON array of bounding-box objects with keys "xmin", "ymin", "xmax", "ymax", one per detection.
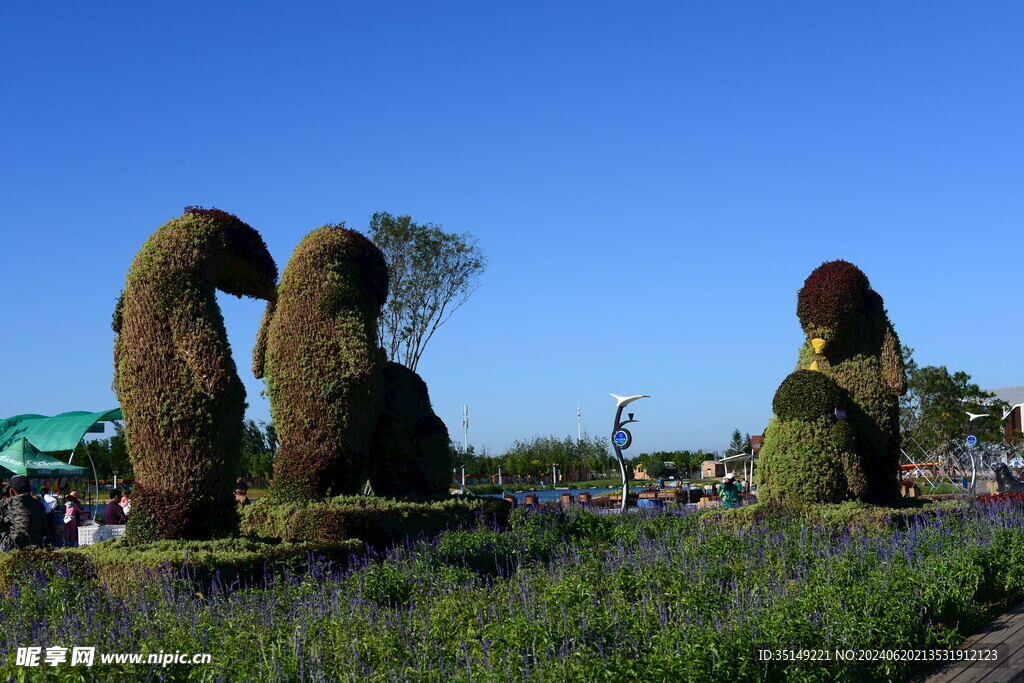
[
  {"xmin": 0, "ymin": 408, "xmax": 122, "ymax": 512},
  {"xmin": 0, "ymin": 438, "xmax": 90, "ymax": 478},
  {"xmin": 0, "ymin": 408, "xmax": 123, "ymax": 452}
]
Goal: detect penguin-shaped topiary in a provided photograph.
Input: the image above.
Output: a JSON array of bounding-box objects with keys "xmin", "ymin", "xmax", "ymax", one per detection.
[
  {"xmin": 254, "ymin": 225, "xmax": 388, "ymax": 501},
  {"xmin": 113, "ymin": 207, "xmax": 278, "ymax": 541},
  {"xmin": 795, "ymin": 260, "xmax": 907, "ymax": 503},
  {"xmin": 757, "ymin": 369, "xmax": 865, "ymax": 504}
]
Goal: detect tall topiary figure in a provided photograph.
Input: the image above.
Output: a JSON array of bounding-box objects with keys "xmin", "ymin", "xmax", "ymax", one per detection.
[
  {"xmin": 757, "ymin": 370, "xmax": 864, "ymax": 504},
  {"xmin": 795, "ymin": 260, "xmax": 907, "ymax": 503},
  {"xmin": 367, "ymin": 361, "xmax": 452, "ymax": 497},
  {"xmin": 113, "ymin": 208, "xmax": 278, "ymax": 541},
  {"xmin": 254, "ymin": 225, "xmax": 389, "ymax": 501}
]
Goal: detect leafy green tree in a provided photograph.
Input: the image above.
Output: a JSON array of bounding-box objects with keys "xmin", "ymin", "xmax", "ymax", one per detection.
[
  {"xmin": 499, "ymin": 434, "xmax": 614, "ymax": 477},
  {"xmin": 900, "ymin": 346, "xmax": 1006, "ymax": 448},
  {"xmin": 644, "ymin": 460, "xmax": 668, "ymax": 479},
  {"xmin": 369, "ymin": 212, "xmax": 486, "ymax": 372},
  {"xmin": 85, "ymin": 424, "xmax": 133, "ymax": 478},
  {"xmin": 239, "ymin": 419, "xmax": 274, "ymax": 481}
]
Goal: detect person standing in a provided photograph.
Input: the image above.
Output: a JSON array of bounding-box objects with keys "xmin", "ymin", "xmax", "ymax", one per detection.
[
  {"xmin": 103, "ymin": 489, "xmax": 128, "ymax": 525},
  {"xmin": 63, "ymin": 492, "xmax": 87, "ymax": 547},
  {"xmin": 40, "ymin": 487, "xmax": 58, "ymax": 546},
  {"xmin": 721, "ymin": 472, "xmax": 742, "ymax": 509},
  {"xmin": 234, "ymin": 481, "xmax": 251, "ymax": 507},
  {"xmin": 0, "ymin": 475, "xmax": 46, "ymax": 550}
]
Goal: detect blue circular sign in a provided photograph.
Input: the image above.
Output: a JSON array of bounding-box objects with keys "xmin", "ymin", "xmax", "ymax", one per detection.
[
  {"xmin": 613, "ymin": 430, "xmax": 630, "ymax": 448},
  {"xmin": 966, "ymin": 435, "xmax": 978, "ymax": 446}
]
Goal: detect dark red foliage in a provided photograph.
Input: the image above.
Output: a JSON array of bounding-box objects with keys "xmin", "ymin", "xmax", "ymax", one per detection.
[
  {"xmin": 796, "ymin": 260, "xmax": 871, "ymax": 330},
  {"xmin": 978, "ymin": 492, "xmax": 1024, "ymax": 504}
]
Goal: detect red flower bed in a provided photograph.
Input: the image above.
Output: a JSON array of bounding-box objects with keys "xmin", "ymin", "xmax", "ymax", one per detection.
[{"xmin": 977, "ymin": 492, "xmax": 1024, "ymax": 504}]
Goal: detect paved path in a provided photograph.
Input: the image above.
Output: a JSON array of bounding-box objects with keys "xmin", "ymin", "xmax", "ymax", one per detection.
[{"xmin": 915, "ymin": 602, "xmax": 1024, "ymax": 682}]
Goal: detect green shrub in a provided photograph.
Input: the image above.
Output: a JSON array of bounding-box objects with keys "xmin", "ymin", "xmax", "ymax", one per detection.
[
  {"xmin": 113, "ymin": 207, "xmax": 278, "ymax": 541},
  {"xmin": 772, "ymin": 369, "xmax": 845, "ymax": 421},
  {"xmin": 757, "ymin": 414, "xmax": 861, "ymax": 504},
  {"xmin": 240, "ymin": 495, "xmax": 511, "ymax": 548}
]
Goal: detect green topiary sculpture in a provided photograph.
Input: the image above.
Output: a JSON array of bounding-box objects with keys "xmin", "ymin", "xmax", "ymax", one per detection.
[
  {"xmin": 367, "ymin": 361, "xmax": 453, "ymax": 497},
  {"xmin": 254, "ymin": 225, "xmax": 389, "ymax": 501},
  {"xmin": 757, "ymin": 370, "xmax": 864, "ymax": 504},
  {"xmin": 795, "ymin": 260, "xmax": 907, "ymax": 503},
  {"xmin": 113, "ymin": 208, "xmax": 278, "ymax": 541}
]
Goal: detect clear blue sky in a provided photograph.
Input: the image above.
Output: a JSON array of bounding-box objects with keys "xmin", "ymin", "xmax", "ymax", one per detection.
[{"xmin": 3, "ymin": 2, "xmax": 1023, "ymax": 456}]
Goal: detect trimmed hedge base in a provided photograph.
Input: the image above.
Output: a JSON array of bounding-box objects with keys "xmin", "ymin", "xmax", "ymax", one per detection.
[
  {"xmin": 699, "ymin": 498, "xmax": 966, "ymax": 530},
  {"xmin": 1, "ymin": 498, "xmax": 509, "ymax": 598},
  {"xmin": 241, "ymin": 495, "xmax": 512, "ymax": 547},
  {"xmin": 0, "ymin": 537, "xmax": 363, "ymax": 596}
]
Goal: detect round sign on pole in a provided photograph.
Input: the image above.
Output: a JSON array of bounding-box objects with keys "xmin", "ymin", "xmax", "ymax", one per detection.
[
  {"xmin": 966, "ymin": 435, "xmax": 978, "ymax": 446},
  {"xmin": 613, "ymin": 430, "xmax": 631, "ymax": 449}
]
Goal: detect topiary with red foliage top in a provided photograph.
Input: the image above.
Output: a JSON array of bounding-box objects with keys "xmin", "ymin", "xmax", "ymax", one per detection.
[
  {"xmin": 113, "ymin": 207, "xmax": 278, "ymax": 541},
  {"xmin": 793, "ymin": 260, "xmax": 907, "ymax": 504},
  {"xmin": 796, "ymin": 260, "xmax": 872, "ymax": 338},
  {"xmin": 254, "ymin": 225, "xmax": 390, "ymax": 501}
]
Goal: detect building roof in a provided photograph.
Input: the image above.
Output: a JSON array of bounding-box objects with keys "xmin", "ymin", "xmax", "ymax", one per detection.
[{"xmin": 989, "ymin": 387, "xmax": 1024, "ymax": 406}]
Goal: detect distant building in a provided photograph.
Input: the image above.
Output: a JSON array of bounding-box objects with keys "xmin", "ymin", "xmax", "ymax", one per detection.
[
  {"xmin": 701, "ymin": 460, "xmax": 725, "ymax": 479},
  {"xmin": 633, "ymin": 461, "xmax": 678, "ymax": 480},
  {"xmin": 562, "ymin": 461, "xmax": 593, "ymax": 483},
  {"xmin": 985, "ymin": 387, "xmax": 1024, "ymax": 442}
]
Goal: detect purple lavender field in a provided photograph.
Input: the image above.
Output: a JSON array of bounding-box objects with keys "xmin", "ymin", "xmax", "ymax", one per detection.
[{"xmin": 3, "ymin": 500, "xmax": 1023, "ymax": 681}]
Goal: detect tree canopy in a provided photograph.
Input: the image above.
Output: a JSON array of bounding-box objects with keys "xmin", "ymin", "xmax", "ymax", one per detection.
[
  {"xmin": 453, "ymin": 434, "xmax": 614, "ymax": 478},
  {"xmin": 369, "ymin": 212, "xmax": 486, "ymax": 372},
  {"xmin": 900, "ymin": 346, "xmax": 1007, "ymax": 448}
]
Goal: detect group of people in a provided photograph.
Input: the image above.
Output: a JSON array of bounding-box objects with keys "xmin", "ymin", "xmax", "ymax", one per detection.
[
  {"xmin": 1, "ymin": 477, "xmax": 255, "ymax": 550},
  {"xmin": 0, "ymin": 477, "xmax": 133, "ymax": 550}
]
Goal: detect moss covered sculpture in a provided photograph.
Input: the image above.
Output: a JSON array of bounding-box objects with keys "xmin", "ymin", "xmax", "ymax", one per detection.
[
  {"xmin": 794, "ymin": 260, "xmax": 907, "ymax": 503},
  {"xmin": 757, "ymin": 370, "xmax": 864, "ymax": 504},
  {"xmin": 367, "ymin": 361, "xmax": 452, "ymax": 497},
  {"xmin": 254, "ymin": 225, "xmax": 389, "ymax": 501},
  {"xmin": 113, "ymin": 208, "xmax": 278, "ymax": 541}
]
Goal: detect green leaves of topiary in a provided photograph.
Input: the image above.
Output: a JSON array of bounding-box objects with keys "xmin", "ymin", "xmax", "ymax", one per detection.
[
  {"xmin": 772, "ymin": 369, "xmax": 845, "ymax": 422},
  {"xmin": 259, "ymin": 226, "xmax": 389, "ymax": 500},
  {"xmin": 114, "ymin": 208, "xmax": 277, "ymax": 541},
  {"xmin": 783, "ymin": 259, "xmax": 908, "ymax": 504}
]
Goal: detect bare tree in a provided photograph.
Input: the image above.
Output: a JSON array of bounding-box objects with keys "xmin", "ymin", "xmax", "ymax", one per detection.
[{"xmin": 369, "ymin": 212, "xmax": 486, "ymax": 372}]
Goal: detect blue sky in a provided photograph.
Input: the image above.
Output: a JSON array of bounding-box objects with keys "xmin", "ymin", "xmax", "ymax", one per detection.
[{"xmin": 2, "ymin": 2, "xmax": 1023, "ymax": 456}]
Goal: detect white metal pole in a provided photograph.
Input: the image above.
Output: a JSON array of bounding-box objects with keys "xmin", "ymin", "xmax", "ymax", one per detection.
[
  {"xmin": 75, "ymin": 439, "xmax": 101, "ymax": 518},
  {"xmin": 577, "ymin": 405, "xmax": 581, "ymax": 445}
]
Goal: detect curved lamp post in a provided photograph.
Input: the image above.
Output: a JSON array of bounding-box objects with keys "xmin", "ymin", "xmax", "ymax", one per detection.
[{"xmin": 611, "ymin": 393, "xmax": 649, "ymax": 513}]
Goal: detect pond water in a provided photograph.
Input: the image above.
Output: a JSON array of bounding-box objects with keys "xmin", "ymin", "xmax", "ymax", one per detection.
[{"xmin": 480, "ymin": 486, "xmax": 668, "ymax": 503}]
